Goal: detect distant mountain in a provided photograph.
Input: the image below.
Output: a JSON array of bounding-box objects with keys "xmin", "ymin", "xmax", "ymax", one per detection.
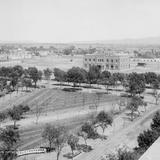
[
  {"xmin": 1, "ymin": 36, "xmax": 160, "ymax": 46},
  {"xmin": 73, "ymin": 37, "xmax": 160, "ymax": 45}
]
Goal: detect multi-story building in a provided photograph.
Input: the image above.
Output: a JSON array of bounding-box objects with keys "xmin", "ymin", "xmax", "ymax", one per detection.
[{"xmin": 83, "ymin": 52, "xmax": 130, "ymax": 72}]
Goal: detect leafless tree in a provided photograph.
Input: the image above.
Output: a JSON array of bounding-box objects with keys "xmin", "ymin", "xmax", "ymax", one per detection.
[{"xmin": 35, "ymin": 104, "xmax": 42, "ymax": 124}]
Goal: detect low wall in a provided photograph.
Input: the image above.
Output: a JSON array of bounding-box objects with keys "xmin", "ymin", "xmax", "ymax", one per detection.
[{"xmin": 17, "ymin": 148, "xmax": 46, "ymax": 157}]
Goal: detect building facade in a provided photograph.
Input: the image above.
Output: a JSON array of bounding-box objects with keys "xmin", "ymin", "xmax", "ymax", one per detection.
[{"xmin": 83, "ymin": 53, "xmax": 130, "ymax": 72}]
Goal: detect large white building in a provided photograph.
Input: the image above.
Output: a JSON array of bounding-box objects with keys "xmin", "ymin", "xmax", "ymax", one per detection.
[{"xmin": 83, "ymin": 52, "xmax": 130, "ymax": 72}]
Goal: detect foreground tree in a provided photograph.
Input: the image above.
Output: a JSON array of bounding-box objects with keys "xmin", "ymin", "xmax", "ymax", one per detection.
[
  {"xmin": 53, "ymin": 126, "xmax": 67, "ymax": 160},
  {"xmin": 136, "ymin": 111, "xmax": 160, "ymax": 152},
  {"xmin": 42, "ymin": 124, "xmax": 57, "ymax": 149},
  {"xmin": 42, "ymin": 125, "xmax": 67, "ymax": 160},
  {"xmin": 127, "ymin": 96, "xmax": 143, "ymax": 121},
  {"xmin": 152, "ymin": 80, "xmax": 160, "ymax": 105},
  {"xmin": 0, "ymin": 126, "xmax": 20, "ymax": 160},
  {"xmin": 95, "ymin": 111, "xmax": 113, "ymax": 133},
  {"xmin": 7, "ymin": 106, "xmax": 22, "ymax": 129},
  {"xmin": 137, "ymin": 129, "xmax": 158, "ymax": 151},
  {"xmin": 0, "ymin": 112, "xmax": 6, "ymax": 126},
  {"xmin": 151, "ymin": 111, "xmax": 160, "ymax": 133},
  {"xmin": 77, "ymin": 131, "xmax": 88, "ymax": 146},
  {"xmin": 106, "ymin": 147, "xmax": 138, "ymax": 160},
  {"xmin": 67, "ymin": 134, "xmax": 79, "ymax": 160}
]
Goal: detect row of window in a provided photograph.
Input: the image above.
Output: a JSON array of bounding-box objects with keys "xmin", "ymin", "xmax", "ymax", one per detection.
[
  {"xmin": 85, "ymin": 58, "xmax": 118, "ymax": 62},
  {"xmin": 132, "ymin": 59, "xmax": 159, "ymax": 62},
  {"xmin": 84, "ymin": 64, "xmax": 119, "ymax": 70}
]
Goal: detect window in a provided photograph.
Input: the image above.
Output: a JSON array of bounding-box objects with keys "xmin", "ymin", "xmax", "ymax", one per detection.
[
  {"xmin": 106, "ymin": 64, "xmax": 109, "ymax": 69},
  {"xmin": 89, "ymin": 59, "xmax": 91, "ymax": 61},
  {"xmin": 106, "ymin": 59, "xmax": 109, "ymax": 62},
  {"xmin": 116, "ymin": 59, "xmax": 118, "ymax": 62},
  {"xmin": 111, "ymin": 59, "xmax": 113, "ymax": 63},
  {"xmin": 111, "ymin": 65, "xmax": 114, "ymax": 69},
  {"xmin": 93, "ymin": 59, "xmax": 95, "ymax": 61},
  {"xmin": 85, "ymin": 58, "xmax": 87, "ymax": 61}
]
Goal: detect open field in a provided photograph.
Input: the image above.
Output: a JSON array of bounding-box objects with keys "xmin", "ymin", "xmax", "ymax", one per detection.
[
  {"xmin": 1, "ymin": 55, "xmax": 160, "ymax": 73},
  {"xmin": 0, "ymin": 85, "xmax": 124, "ymax": 150},
  {"xmin": 17, "ymin": 99, "xmax": 160, "ymax": 160},
  {"xmin": 0, "ymin": 55, "xmax": 83, "ymax": 71}
]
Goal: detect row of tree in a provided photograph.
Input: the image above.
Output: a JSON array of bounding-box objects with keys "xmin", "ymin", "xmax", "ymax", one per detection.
[
  {"xmin": 54, "ymin": 66, "xmax": 160, "ymax": 105},
  {"xmin": 42, "ymin": 111, "xmax": 113, "ymax": 160},
  {"xmin": 0, "ymin": 66, "xmax": 53, "ymax": 94},
  {"xmin": 54, "ymin": 66, "xmax": 160, "ymax": 90}
]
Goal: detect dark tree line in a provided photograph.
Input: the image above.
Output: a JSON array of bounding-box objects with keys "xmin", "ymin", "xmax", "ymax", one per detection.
[
  {"xmin": 0, "ymin": 65, "xmax": 48, "ymax": 94},
  {"xmin": 54, "ymin": 66, "xmax": 160, "ymax": 95}
]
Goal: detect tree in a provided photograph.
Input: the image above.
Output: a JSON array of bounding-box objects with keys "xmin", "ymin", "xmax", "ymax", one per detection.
[
  {"xmin": 7, "ymin": 106, "xmax": 22, "ymax": 129},
  {"xmin": 77, "ymin": 131, "xmax": 88, "ymax": 146},
  {"xmin": 145, "ymin": 72, "xmax": 157, "ymax": 86},
  {"xmin": 67, "ymin": 134, "xmax": 79, "ymax": 159},
  {"xmin": 96, "ymin": 111, "xmax": 113, "ymax": 133},
  {"xmin": 99, "ymin": 71, "xmax": 111, "ymax": 92},
  {"xmin": 0, "ymin": 112, "xmax": 6, "ymax": 126},
  {"xmin": 63, "ymin": 46, "xmax": 75, "ymax": 55},
  {"xmin": 42, "ymin": 124, "xmax": 57, "ymax": 149},
  {"xmin": 137, "ymin": 129, "xmax": 158, "ymax": 151},
  {"xmin": 152, "ymin": 80, "xmax": 160, "ymax": 105},
  {"xmin": 43, "ymin": 68, "xmax": 52, "ymax": 80},
  {"xmin": 52, "ymin": 125, "xmax": 67, "ymax": 160},
  {"xmin": 151, "ymin": 111, "xmax": 160, "ymax": 133},
  {"xmin": 116, "ymin": 148, "xmax": 136, "ymax": 160},
  {"xmin": 16, "ymin": 104, "xmax": 30, "ymax": 114},
  {"xmin": 9, "ymin": 65, "xmax": 24, "ymax": 91},
  {"xmin": 27, "ymin": 67, "xmax": 42, "ymax": 87},
  {"xmin": 66, "ymin": 67, "xmax": 86, "ymax": 87},
  {"xmin": 127, "ymin": 73, "xmax": 145, "ymax": 96},
  {"xmin": 22, "ymin": 78, "xmax": 32, "ymax": 91},
  {"xmin": 106, "ymin": 147, "xmax": 138, "ymax": 160},
  {"xmin": 81, "ymin": 122, "xmax": 98, "ymax": 139},
  {"xmin": 101, "ymin": 71, "xmax": 111, "ymax": 80},
  {"xmin": 127, "ymin": 96, "xmax": 142, "ymax": 121},
  {"xmin": 0, "ymin": 126, "xmax": 20, "ymax": 160},
  {"xmin": 54, "ymin": 68, "xmax": 66, "ymax": 85},
  {"xmin": 87, "ymin": 65, "xmax": 101, "ymax": 85},
  {"xmin": 35, "ymin": 105, "xmax": 42, "ymax": 124}
]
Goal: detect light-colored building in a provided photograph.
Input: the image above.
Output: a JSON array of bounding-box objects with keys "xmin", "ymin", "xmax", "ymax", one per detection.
[
  {"xmin": 130, "ymin": 58, "xmax": 160, "ymax": 68},
  {"xmin": 8, "ymin": 48, "xmax": 32, "ymax": 60},
  {"xmin": 83, "ymin": 52, "xmax": 130, "ymax": 72}
]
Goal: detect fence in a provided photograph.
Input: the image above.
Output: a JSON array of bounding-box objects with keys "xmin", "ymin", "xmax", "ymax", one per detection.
[{"xmin": 17, "ymin": 148, "xmax": 46, "ymax": 157}]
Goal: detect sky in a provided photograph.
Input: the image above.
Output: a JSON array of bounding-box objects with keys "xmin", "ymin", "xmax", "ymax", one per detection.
[{"xmin": 0, "ymin": 0, "xmax": 160, "ymax": 43}]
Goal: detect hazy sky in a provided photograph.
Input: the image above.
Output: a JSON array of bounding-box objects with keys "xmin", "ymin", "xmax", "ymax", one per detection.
[{"xmin": 1, "ymin": 0, "xmax": 160, "ymax": 42}]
